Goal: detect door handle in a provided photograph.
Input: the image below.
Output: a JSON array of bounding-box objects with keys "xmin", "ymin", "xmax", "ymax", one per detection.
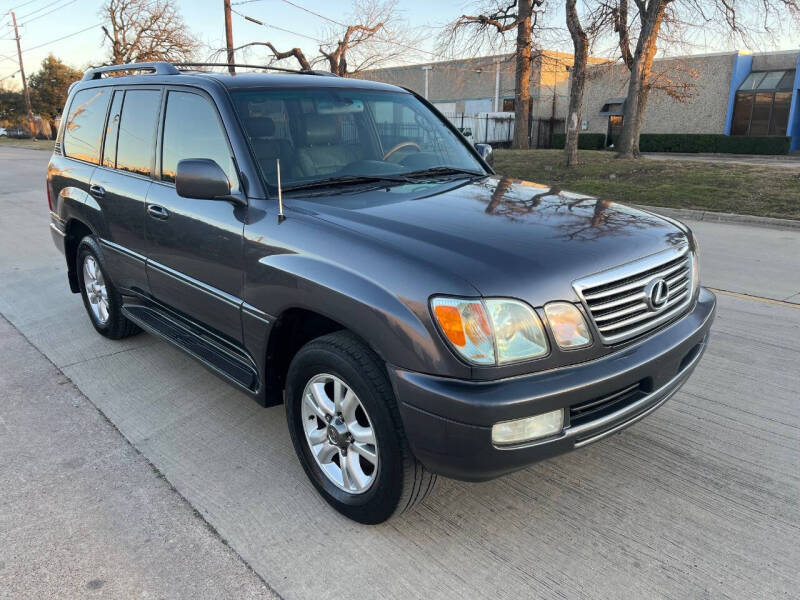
[
  {"xmin": 147, "ymin": 204, "xmax": 170, "ymax": 220},
  {"xmin": 89, "ymin": 184, "xmax": 105, "ymax": 198}
]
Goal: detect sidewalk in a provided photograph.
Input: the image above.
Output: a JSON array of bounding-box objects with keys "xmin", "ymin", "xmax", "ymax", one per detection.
[
  {"xmin": 642, "ymin": 152, "xmax": 800, "ymax": 168},
  {"xmin": 0, "ymin": 315, "xmax": 277, "ymax": 600}
]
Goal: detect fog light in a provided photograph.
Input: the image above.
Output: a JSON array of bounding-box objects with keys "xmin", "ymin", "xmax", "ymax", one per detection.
[{"xmin": 492, "ymin": 409, "xmax": 564, "ymax": 445}]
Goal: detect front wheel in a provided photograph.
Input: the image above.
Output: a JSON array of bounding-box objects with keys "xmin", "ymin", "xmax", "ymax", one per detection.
[{"xmin": 285, "ymin": 331, "xmax": 436, "ymax": 524}]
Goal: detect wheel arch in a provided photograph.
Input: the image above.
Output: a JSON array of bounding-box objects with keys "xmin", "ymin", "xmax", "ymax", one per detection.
[{"xmin": 64, "ymin": 218, "xmax": 96, "ymax": 293}]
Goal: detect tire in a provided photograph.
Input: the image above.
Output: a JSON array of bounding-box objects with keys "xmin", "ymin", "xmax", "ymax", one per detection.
[
  {"xmin": 285, "ymin": 331, "xmax": 437, "ymax": 524},
  {"xmin": 76, "ymin": 236, "xmax": 140, "ymax": 340}
]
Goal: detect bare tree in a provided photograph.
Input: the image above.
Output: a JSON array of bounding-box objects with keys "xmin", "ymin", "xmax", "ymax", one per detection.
[
  {"xmin": 611, "ymin": 0, "xmax": 800, "ymax": 158},
  {"xmin": 564, "ymin": 1, "xmax": 589, "ymax": 166},
  {"xmin": 221, "ymin": 0, "xmax": 416, "ymax": 77},
  {"xmin": 441, "ymin": 1, "xmax": 546, "ymax": 150},
  {"xmin": 100, "ymin": 0, "xmax": 197, "ymax": 65},
  {"xmin": 563, "ymin": 1, "xmax": 613, "ymax": 166}
]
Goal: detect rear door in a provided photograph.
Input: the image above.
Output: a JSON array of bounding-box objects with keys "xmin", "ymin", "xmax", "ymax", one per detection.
[
  {"xmin": 144, "ymin": 87, "xmax": 245, "ymax": 343},
  {"xmin": 52, "ymin": 86, "xmax": 111, "ymax": 226},
  {"xmin": 89, "ymin": 87, "xmax": 162, "ymax": 293}
]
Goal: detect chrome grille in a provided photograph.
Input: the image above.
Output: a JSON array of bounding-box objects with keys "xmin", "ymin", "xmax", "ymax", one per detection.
[{"xmin": 573, "ymin": 245, "xmax": 694, "ymax": 344}]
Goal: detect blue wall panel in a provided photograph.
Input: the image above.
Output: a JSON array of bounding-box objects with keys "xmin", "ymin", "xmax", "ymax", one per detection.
[{"xmin": 724, "ymin": 53, "xmax": 753, "ymax": 136}]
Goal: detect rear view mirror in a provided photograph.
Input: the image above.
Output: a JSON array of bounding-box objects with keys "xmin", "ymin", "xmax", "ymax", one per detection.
[
  {"xmin": 175, "ymin": 159, "xmax": 232, "ymax": 200},
  {"xmin": 475, "ymin": 143, "xmax": 494, "ymax": 166}
]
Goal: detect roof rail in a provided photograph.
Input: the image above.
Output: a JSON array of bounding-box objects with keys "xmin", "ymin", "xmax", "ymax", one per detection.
[
  {"xmin": 82, "ymin": 61, "xmax": 180, "ymax": 81},
  {"xmin": 174, "ymin": 62, "xmax": 340, "ymax": 77}
]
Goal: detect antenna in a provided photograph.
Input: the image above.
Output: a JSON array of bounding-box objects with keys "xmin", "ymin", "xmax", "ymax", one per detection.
[{"xmin": 276, "ymin": 158, "xmax": 285, "ymax": 222}]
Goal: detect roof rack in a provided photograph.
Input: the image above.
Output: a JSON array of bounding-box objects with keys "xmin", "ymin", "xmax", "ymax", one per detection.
[
  {"xmin": 82, "ymin": 61, "xmax": 180, "ymax": 80},
  {"xmin": 81, "ymin": 61, "xmax": 341, "ymax": 82},
  {"xmin": 174, "ymin": 62, "xmax": 339, "ymax": 77}
]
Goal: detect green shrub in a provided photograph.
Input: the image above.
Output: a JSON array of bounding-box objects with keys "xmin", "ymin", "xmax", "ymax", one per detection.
[
  {"xmin": 638, "ymin": 134, "xmax": 790, "ymax": 155},
  {"xmin": 551, "ymin": 133, "xmax": 606, "ymax": 150}
]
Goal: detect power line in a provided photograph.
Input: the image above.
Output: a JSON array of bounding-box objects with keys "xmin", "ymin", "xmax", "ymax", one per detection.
[
  {"xmin": 0, "ymin": 21, "xmax": 101, "ymax": 63},
  {"xmin": 5, "ymin": 0, "xmax": 42, "ymax": 12},
  {"xmin": 19, "ymin": 0, "xmax": 77, "ymax": 27},
  {"xmin": 277, "ymin": 0, "xmax": 442, "ymax": 60},
  {"xmin": 231, "ymin": 8, "xmax": 322, "ymax": 43},
  {"xmin": 15, "ymin": 0, "xmax": 63, "ymax": 21}
]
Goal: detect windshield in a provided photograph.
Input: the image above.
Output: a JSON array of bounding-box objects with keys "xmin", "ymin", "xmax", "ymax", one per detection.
[{"xmin": 230, "ymin": 87, "xmax": 486, "ymax": 192}]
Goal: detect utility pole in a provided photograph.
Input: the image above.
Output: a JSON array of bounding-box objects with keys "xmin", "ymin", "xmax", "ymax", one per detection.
[
  {"xmin": 10, "ymin": 11, "xmax": 35, "ymax": 139},
  {"xmin": 223, "ymin": 0, "xmax": 235, "ymax": 74},
  {"xmin": 422, "ymin": 65, "xmax": 432, "ymax": 99},
  {"xmin": 493, "ymin": 59, "xmax": 501, "ymax": 112}
]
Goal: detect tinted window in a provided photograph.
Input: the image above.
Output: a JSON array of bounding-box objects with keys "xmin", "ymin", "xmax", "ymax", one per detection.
[
  {"xmin": 749, "ymin": 92, "xmax": 773, "ymax": 136},
  {"xmin": 769, "ymin": 92, "xmax": 792, "ymax": 135},
  {"xmin": 115, "ymin": 90, "xmax": 161, "ymax": 176},
  {"xmin": 161, "ymin": 91, "xmax": 235, "ymax": 185},
  {"xmin": 777, "ymin": 70, "xmax": 796, "ymax": 91},
  {"xmin": 63, "ymin": 87, "xmax": 110, "ymax": 163},
  {"xmin": 102, "ymin": 91, "xmax": 124, "ymax": 168},
  {"xmin": 731, "ymin": 93, "xmax": 753, "ymax": 135}
]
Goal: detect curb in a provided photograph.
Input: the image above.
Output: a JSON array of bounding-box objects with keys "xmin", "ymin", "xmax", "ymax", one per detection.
[{"xmin": 632, "ymin": 204, "xmax": 800, "ymax": 231}]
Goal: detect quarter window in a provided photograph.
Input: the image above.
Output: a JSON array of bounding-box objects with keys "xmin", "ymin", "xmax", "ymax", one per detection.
[
  {"xmin": 63, "ymin": 87, "xmax": 110, "ymax": 163},
  {"xmin": 161, "ymin": 91, "xmax": 236, "ymax": 186},
  {"xmin": 115, "ymin": 90, "xmax": 161, "ymax": 176}
]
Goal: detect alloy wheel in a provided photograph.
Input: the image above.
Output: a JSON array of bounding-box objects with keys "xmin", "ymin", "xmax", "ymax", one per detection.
[
  {"xmin": 300, "ymin": 373, "xmax": 379, "ymax": 494},
  {"xmin": 82, "ymin": 255, "xmax": 109, "ymax": 324}
]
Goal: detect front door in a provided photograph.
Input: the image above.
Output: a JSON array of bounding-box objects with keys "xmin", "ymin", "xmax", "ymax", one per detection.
[
  {"xmin": 607, "ymin": 115, "xmax": 623, "ymax": 148},
  {"xmin": 145, "ymin": 89, "xmax": 246, "ymax": 343}
]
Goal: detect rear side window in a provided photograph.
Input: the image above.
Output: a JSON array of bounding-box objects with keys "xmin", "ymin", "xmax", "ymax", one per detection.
[
  {"xmin": 102, "ymin": 91, "xmax": 124, "ymax": 168},
  {"xmin": 115, "ymin": 90, "xmax": 161, "ymax": 176},
  {"xmin": 161, "ymin": 91, "xmax": 236, "ymax": 186},
  {"xmin": 63, "ymin": 87, "xmax": 110, "ymax": 164}
]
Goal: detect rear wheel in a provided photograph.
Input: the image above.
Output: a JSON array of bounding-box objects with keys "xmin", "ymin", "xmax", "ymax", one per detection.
[
  {"xmin": 285, "ymin": 331, "xmax": 437, "ymax": 524},
  {"xmin": 76, "ymin": 236, "xmax": 140, "ymax": 339}
]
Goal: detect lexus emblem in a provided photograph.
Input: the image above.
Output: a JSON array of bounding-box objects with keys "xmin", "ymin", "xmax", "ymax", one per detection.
[{"xmin": 645, "ymin": 278, "xmax": 669, "ymax": 311}]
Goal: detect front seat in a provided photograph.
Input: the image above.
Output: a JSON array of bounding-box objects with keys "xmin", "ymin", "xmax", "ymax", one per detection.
[
  {"xmin": 296, "ymin": 115, "xmax": 361, "ymax": 177},
  {"xmin": 245, "ymin": 116, "xmax": 298, "ymax": 182}
]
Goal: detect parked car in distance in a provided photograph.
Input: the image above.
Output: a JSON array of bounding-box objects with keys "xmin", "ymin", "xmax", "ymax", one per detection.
[
  {"xmin": 0, "ymin": 127, "xmax": 7, "ymax": 137},
  {"xmin": 47, "ymin": 62, "xmax": 715, "ymax": 524},
  {"xmin": 6, "ymin": 126, "xmax": 29, "ymax": 139}
]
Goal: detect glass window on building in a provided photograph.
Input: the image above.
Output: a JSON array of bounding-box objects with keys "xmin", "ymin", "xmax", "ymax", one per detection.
[{"xmin": 731, "ymin": 70, "xmax": 796, "ymax": 137}]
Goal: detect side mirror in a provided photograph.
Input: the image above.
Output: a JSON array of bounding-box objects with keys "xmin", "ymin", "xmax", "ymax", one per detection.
[
  {"xmin": 175, "ymin": 158, "xmax": 232, "ymax": 200},
  {"xmin": 475, "ymin": 143, "xmax": 493, "ymax": 166}
]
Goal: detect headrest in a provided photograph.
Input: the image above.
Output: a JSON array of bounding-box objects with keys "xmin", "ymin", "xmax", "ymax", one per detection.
[
  {"xmin": 248, "ymin": 117, "xmax": 275, "ymax": 138},
  {"xmin": 304, "ymin": 115, "xmax": 339, "ymax": 145}
]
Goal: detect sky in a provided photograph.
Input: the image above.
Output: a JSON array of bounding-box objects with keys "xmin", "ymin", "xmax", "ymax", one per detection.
[{"xmin": 1, "ymin": 0, "xmax": 798, "ymax": 89}]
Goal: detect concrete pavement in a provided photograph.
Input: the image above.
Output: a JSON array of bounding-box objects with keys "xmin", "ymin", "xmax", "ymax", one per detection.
[
  {"xmin": 1, "ymin": 146, "xmax": 799, "ymax": 599},
  {"xmin": 0, "ymin": 315, "xmax": 276, "ymax": 599}
]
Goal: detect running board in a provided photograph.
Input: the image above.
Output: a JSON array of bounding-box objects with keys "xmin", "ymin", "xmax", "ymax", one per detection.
[{"xmin": 122, "ymin": 305, "xmax": 259, "ymax": 393}]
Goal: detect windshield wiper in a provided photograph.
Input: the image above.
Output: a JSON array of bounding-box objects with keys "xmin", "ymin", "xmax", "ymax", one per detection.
[
  {"xmin": 403, "ymin": 166, "xmax": 486, "ymax": 179},
  {"xmin": 283, "ymin": 174, "xmax": 414, "ymax": 192}
]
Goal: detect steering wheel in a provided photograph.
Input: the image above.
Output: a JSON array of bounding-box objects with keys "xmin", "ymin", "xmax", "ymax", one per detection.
[{"xmin": 383, "ymin": 141, "xmax": 422, "ymax": 161}]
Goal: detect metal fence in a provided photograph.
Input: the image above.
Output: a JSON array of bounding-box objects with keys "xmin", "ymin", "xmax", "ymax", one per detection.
[{"xmin": 440, "ymin": 112, "xmax": 565, "ymax": 149}]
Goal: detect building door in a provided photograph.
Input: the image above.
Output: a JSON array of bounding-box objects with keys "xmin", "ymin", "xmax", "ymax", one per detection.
[{"xmin": 607, "ymin": 115, "xmax": 623, "ymax": 148}]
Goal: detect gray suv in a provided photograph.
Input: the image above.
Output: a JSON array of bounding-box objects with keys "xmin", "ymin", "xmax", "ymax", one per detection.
[{"xmin": 47, "ymin": 62, "xmax": 716, "ymax": 523}]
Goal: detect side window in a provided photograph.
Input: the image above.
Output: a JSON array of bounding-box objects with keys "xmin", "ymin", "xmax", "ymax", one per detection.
[
  {"xmin": 161, "ymin": 91, "xmax": 236, "ymax": 186},
  {"xmin": 116, "ymin": 90, "xmax": 161, "ymax": 176},
  {"xmin": 102, "ymin": 91, "xmax": 124, "ymax": 168},
  {"xmin": 63, "ymin": 87, "xmax": 110, "ymax": 164}
]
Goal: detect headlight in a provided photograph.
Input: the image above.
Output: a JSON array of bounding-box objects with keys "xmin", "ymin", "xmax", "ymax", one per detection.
[
  {"xmin": 543, "ymin": 302, "xmax": 592, "ymax": 349},
  {"xmin": 431, "ymin": 297, "xmax": 548, "ymax": 365},
  {"xmin": 485, "ymin": 299, "xmax": 548, "ymax": 363}
]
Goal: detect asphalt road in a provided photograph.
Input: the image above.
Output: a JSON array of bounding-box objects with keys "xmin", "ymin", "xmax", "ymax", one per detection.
[{"xmin": 1, "ymin": 146, "xmax": 798, "ymax": 599}]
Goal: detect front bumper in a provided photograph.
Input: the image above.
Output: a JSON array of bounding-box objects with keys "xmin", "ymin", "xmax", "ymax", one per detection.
[{"xmin": 391, "ymin": 287, "xmax": 716, "ymax": 481}]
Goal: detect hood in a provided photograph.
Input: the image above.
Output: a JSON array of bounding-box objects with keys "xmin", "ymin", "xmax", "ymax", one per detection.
[{"xmin": 292, "ymin": 176, "xmax": 688, "ymax": 306}]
